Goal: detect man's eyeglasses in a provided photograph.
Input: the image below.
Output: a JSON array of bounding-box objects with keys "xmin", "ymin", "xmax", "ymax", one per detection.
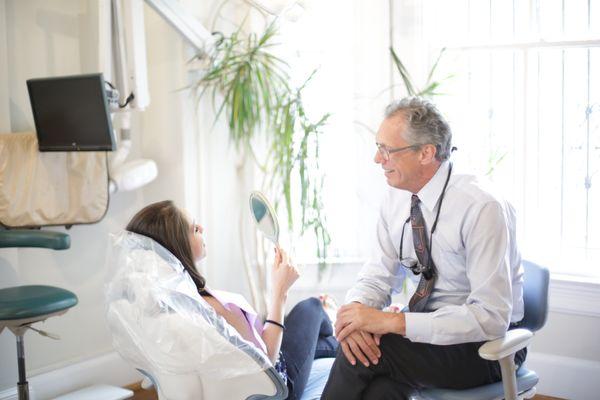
[{"xmin": 376, "ymin": 143, "xmax": 420, "ymax": 161}]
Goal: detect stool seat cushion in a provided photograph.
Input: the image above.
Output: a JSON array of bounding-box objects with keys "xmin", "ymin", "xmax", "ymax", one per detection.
[
  {"xmin": 0, "ymin": 285, "xmax": 78, "ymax": 320},
  {"xmin": 416, "ymin": 367, "xmax": 538, "ymax": 400}
]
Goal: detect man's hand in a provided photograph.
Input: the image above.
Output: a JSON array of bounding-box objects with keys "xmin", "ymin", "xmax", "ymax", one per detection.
[
  {"xmin": 339, "ymin": 330, "xmax": 382, "ymax": 367},
  {"xmin": 335, "ymin": 303, "xmax": 406, "ymax": 341}
]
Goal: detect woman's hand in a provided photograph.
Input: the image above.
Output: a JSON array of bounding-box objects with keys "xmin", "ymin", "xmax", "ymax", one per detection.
[{"xmin": 271, "ymin": 247, "xmax": 300, "ymax": 300}]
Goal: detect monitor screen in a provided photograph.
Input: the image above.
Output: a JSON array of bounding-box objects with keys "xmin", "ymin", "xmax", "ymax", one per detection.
[{"xmin": 27, "ymin": 73, "xmax": 115, "ymax": 151}]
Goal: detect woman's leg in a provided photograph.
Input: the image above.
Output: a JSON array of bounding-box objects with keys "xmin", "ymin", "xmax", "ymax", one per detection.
[{"xmin": 281, "ymin": 297, "xmax": 338, "ymax": 400}]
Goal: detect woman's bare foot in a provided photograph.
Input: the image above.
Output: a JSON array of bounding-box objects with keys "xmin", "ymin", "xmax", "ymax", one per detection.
[{"xmin": 319, "ymin": 294, "xmax": 338, "ymax": 326}]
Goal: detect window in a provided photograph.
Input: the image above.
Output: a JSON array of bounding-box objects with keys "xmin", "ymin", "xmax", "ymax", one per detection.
[
  {"xmin": 277, "ymin": 0, "xmax": 600, "ymax": 280},
  {"xmin": 395, "ymin": 0, "xmax": 600, "ymax": 278},
  {"xmin": 277, "ymin": 0, "xmax": 390, "ymax": 264}
]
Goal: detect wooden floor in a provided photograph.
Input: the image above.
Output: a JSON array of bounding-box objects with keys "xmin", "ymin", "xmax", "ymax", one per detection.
[
  {"xmin": 127, "ymin": 383, "xmax": 157, "ymax": 400},
  {"xmin": 127, "ymin": 382, "xmax": 563, "ymax": 400}
]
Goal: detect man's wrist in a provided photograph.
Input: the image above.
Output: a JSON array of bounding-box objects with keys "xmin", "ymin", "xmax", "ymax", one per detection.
[{"xmin": 388, "ymin": 312, "xmax": 406, "ymax": 335}]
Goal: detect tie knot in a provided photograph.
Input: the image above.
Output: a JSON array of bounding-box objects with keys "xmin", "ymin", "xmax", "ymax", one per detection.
[{"xmin": 411, "ymin": 194, "xmax": 420, "ymax": 207}]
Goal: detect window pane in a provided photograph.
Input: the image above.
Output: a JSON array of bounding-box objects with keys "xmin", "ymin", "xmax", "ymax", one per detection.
[
  {"xmin": 562, "ymin": 48, "xmax": 589, "ymax": 269},
  {"xmin": 538, "ymin": 0, "xmax": 563, "ymax": 37},
  {"xmin": 427, "ymin": 0, "xmax": 470, "ymax": 45},
  {"xmin": 469, "ymin": 0, "xmax": 492, "ymax": 40},
  {"xmin": 591, "ymin": 0, "xmax": 600, "ymax": 36},
  {"xmin": 463, "ymin": 51, "xmax": 492, "ymax": 172},
  {"xmin": 564, "ymin": 0, "xmax": 590, "ymax": 36},
  {"xmin": 529, "ymin": 49, "xmax": 564, "ymax": 264},
  {"xmin": 488, "ymin": 50, "xmax": 517, "ymax": 193},
  {"xmin": 587, "ymin": 48, "xmax": 600, "ymax": 267},
  {"xmin": 490, "ymin": 0, "xmax": 515, "ymax": 40},
  {"xmin": 513, "ymin": 0, "xmax": 531, "ymax": 40}
]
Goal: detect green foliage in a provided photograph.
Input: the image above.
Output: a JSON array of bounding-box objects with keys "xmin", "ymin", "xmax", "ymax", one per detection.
[
  {"xmin": 390, "ymin": 47, "xmax": 450, "ymax": 98},
  {"xmin": 195, "ymin": 23, "xmax": 289, "ymax": 148},
  {"xmin": 390, "ymin": 48, "xmax": 505, "ymax": 183},
  {"xmin": 194, "ymin": 22, "xmax": 330, "ymax": 262}
]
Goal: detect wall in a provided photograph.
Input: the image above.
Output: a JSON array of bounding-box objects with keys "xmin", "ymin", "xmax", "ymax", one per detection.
[
  {"xmin": 0, "ymin": 0, "xmax": 252, "ymax": 396},
  {"xmin": 0, "ymin": 1, "xmax": 139, "ymax": 393}
]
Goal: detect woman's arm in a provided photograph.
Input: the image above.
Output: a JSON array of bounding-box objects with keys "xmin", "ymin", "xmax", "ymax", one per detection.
[{"xmin": 261, "ymin": 248, "xmax": 299, "ymax": 363}]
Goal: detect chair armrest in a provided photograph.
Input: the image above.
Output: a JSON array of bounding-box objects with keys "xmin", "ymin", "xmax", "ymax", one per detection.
[
  {"xmin": 0, "ymin": 230, "xmax": 70, "ymax": 250},
  {"xmin": 478, "ymin": 328, "xmax": 533, "ymax": 361}
]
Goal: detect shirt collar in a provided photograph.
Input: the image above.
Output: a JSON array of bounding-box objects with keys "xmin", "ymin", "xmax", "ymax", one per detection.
[{"xmin": 416, "ymin": 161, "xmax": 450, "ymax": 213}]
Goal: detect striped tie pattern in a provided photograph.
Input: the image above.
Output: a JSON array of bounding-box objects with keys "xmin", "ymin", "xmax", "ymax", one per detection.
[{"xmin": 408, "ymin": 194, "xmax": 437, "ymax": 312}]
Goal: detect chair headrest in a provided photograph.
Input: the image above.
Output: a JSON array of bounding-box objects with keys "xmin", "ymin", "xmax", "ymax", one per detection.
[{"xmin": 104, "ymin": 231, "xmax": 271, "ymax": 379}]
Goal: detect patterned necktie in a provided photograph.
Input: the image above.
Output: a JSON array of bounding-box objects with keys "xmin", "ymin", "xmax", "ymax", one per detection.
[{"xmin": 408, "ymin": 194, "xmax": 437, "ymax": 312}]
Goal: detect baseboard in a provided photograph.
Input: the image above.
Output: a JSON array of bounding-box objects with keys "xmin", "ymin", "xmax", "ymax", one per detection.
[
  {"xmin": 0, "ymin": 388, "xmax": 17, "ymax": 400},
  {"xmin": 0, "ymin": 351, "xmax": 141, "ymax": 400},
  {"xmin": 527, "ymin": 352, "xmax": 600, "ymax": 400},
  {"xmin": 2, "ymin": 349, "xmax": 599, "ymax": 400}
]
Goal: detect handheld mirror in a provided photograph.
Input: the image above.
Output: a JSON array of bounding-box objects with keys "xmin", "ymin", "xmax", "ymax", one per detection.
[{"xmin": 249, "ymin": 191, "xmax": 279, "ymax": 245}]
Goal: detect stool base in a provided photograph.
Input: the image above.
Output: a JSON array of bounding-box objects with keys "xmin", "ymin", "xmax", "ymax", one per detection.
[{"xmin": 17, "ymin": 382, "xmax": 29, "ymax": 400}]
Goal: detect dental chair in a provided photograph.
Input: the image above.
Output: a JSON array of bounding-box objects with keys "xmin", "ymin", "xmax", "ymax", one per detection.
[
  {"xmin": 412, "ymin": 260, "xmax": 550, "ymax": 400},
  {"xmin": 0, "ymin": 230, "xmax": 78, "ymax": 400},
  {"xmin": 105, "ymin": 231, "xmax": 289, "ymax": 400}
]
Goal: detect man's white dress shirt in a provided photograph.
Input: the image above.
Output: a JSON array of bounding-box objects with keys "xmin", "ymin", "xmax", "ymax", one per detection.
[{"xmin": 346, "ymin": 161, "xmax": 524, "ymax": 345}]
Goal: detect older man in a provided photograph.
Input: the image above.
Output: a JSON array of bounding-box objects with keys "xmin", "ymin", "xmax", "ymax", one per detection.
[{"xmin": 321, "ymin": 97, "xmax": 525, "ymax": 399}]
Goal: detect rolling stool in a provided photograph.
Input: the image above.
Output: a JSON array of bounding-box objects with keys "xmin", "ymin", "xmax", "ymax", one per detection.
[{"xmin": 0, "ymin": 230, "xmax": 78, "ymax": 400}]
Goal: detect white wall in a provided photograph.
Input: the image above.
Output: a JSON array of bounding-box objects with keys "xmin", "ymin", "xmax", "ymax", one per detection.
[
  {"xmin": 0, "ymin": 1, "xmax": 141, "ymax": 392},
  {"xmin": 0, "ymin": 0, "xmax": 254, "ymax": 395}
]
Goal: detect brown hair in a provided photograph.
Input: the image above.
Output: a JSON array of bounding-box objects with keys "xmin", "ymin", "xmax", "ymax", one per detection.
[{"xmin": 126, "ymin": 200, "xmax": 206, "ymax": 292}]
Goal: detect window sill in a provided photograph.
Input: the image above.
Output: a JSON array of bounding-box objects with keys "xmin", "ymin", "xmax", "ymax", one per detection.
[{"xmin": 549, "ymin": 274, "xmax": 600, "ymax": 318}]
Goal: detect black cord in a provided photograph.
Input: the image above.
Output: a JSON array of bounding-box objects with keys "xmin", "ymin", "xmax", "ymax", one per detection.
[
  {"xmin": 104, "ymin": 80, "xmax": 135, "ymax": 108},
  {"xmin": 119, "ymin": 92, "xmax": 135, "ymax": 108},
  {"xmin": 399, "ymin": 162, "xmax": 453, "ymax": 280}
]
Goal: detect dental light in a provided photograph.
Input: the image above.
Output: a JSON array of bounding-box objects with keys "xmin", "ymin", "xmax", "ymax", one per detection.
[{"xmin": 105, "ymin": 0, "xmax": 220, "ymax": 194}]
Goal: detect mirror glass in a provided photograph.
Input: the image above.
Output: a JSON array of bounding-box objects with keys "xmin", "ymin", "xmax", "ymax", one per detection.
[{"xmin": 249, "ymin": 191, "xmax": 279, "ymax": 245}]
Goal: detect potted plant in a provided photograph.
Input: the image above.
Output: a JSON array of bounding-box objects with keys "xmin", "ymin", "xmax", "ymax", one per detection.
[{"xmin": 191, "ymin": 19, "xmax": 330, "ymax": 311}]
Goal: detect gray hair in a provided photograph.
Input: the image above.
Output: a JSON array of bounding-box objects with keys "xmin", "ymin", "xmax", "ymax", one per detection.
[{"xmin": 384, "ymin": 97, "xmax": 452, "ymax": 162}]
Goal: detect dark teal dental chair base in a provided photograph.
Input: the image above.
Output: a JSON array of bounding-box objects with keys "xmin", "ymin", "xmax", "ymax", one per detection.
[{"xmin": 0, "ymin": 230, "xmax": 78, "ymax": 400}]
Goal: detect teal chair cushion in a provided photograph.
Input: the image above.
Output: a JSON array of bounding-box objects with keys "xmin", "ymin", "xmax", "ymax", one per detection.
[
  {"xmin": 0, "ymin": 285, "xmax": 78, "ymax": 321},
  {"xmin": 0, "ymin": 230, "xmax": 70, "ymax": 250},
  {"xmin": 416, "ymin": 367, "xmax": 538, "ymax": 400}
]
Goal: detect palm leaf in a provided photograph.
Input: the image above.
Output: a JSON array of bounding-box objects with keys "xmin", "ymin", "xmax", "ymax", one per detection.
[{"xmin": 390, "ymin": 47, "xmax": 417, "ymax": 96}]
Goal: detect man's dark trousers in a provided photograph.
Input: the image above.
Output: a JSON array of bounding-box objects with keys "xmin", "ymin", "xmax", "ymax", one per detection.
[{"xmin": 321, "ymin": 333, "xmax": 527, "ymax": 400}]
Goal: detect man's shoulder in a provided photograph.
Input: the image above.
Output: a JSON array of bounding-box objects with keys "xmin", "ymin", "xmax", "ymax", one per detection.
[{"xmin": 450, "ymin": 172, "xmax": 506, "ymax": 207}]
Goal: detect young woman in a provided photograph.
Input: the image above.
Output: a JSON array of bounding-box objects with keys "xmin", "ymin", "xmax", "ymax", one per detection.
[{"xmin": 126, "ymin": 200, "xmax": 338, "ymax": 400}]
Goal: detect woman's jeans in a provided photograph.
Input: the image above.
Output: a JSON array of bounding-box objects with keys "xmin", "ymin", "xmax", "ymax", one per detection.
[{"xmin": 281, "ymin": 297, "xmax": 339, "ymax": 400}]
